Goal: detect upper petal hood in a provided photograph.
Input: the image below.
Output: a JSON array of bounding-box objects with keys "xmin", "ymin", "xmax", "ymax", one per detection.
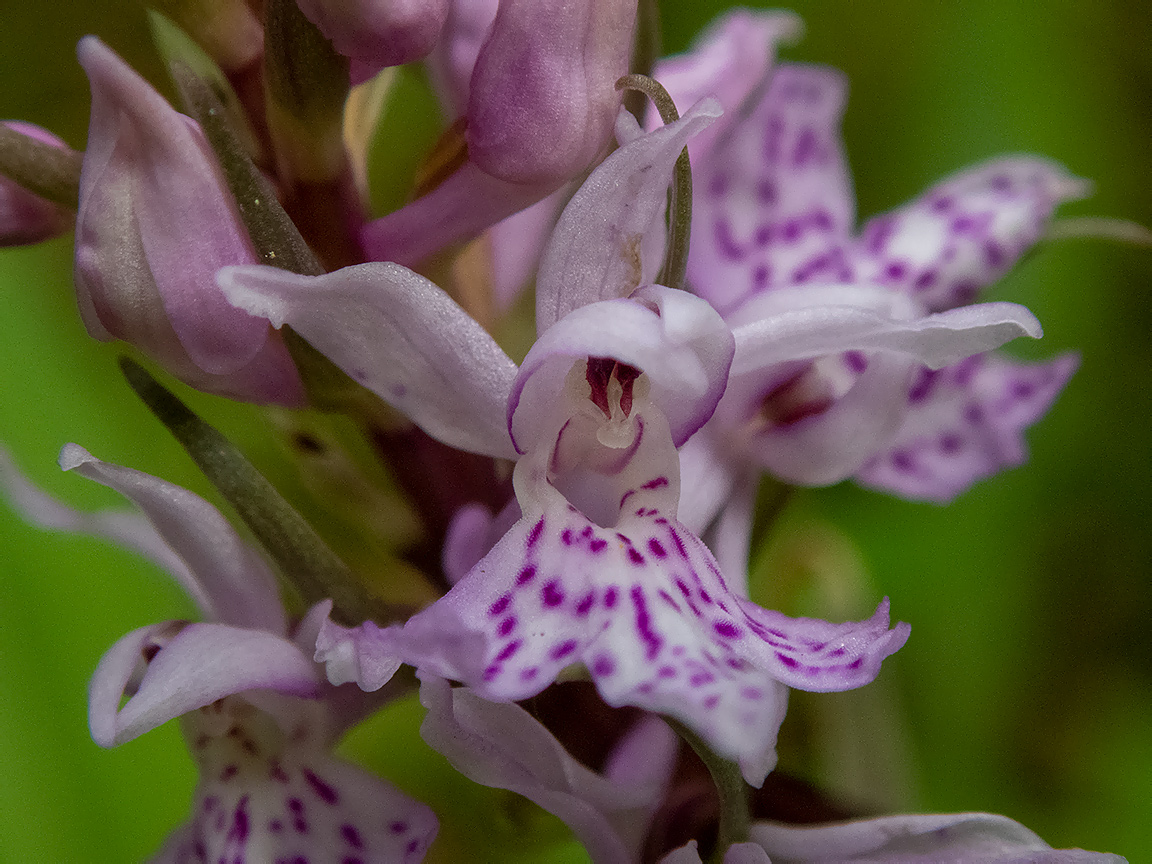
[
  {"xmin": 535, "ymin": 98, "xmax": 722, "ymax": 333},
  {"xmin": 510, "ymin": 286, "xmax": 734, "ymax": 453}
]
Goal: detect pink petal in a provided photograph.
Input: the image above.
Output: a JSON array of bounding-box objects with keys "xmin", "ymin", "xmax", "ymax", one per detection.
[
  {"xmin": 750, "ymin": 811, "xmax": 1125, "ymax": 862},
  {"xmin": 425, "ymin": 0, "xmax": 500, "ymax": 119},
  {"xmin": 688, "ymin": 63, "xmax": 854, "ymax": 314},
  {"xmin": 89, "ymin": 622, "xmax": 319, "ymax": 747},
  {"xmin": 856, "ymin": 352, "xmax": 1078, "ymax": 502},
  {"xmin": 74, "ymin": 38, "xmax": 303, "ymax": 404},
  {"xmin": 852, "ymin": 157, "xmax": 1090, "ymax": 312},
  {"xmin": 465, "ymin": 0, "xmax": 636, "ymax": 186},
  {"xmin": 296, "ymin": 0, "xmax": 448, "ymax": 69},
  {"xmin": 651, "ymin": 9, "xmax": 802, "ymax": 163},
  {"xmin": 535, "ymin": 98, "xmax": 722, "ymax": 332},
  {"xmin": 0, "ymin": 121, "xmax": 72, "ymax": 246},
  {"xmin": 360, "ymin": 157, "xmax": 548, "ymax": 268},
  {"xmin": 218, "ymin": 262, "xmax": 519, "ymax": 459},
  {"xmin": 419, "ymin": 672, "xmax": 664, "ymax": 864},
  {"xmin": 0, "ymin": 445, "xmax": 205, "ymax": 604}
]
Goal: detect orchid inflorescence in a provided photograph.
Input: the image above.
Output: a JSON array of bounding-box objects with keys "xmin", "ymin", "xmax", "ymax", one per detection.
[{"xmin": 0, "ymin": 1, "xmax": 1135, "ymax": 862}]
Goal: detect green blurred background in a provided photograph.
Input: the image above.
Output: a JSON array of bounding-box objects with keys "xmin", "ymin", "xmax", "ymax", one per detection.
[{"xmin": 1, "ymin": 1, "xmax": 1149, "ymax": 861}]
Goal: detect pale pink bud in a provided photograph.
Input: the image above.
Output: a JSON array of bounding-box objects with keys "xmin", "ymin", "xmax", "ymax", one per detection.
[
  {"xmin": 74, "ymin": 37, "xmax": 304, "ymax": 405},
  {"xmin": 0, "ymin": 122, "xmax": 72, "ymax": 247},
  {"xmin": 295, "ymin": 0, "xmax": 449, "ymax": 76},
  {"xmin": 466, "ymin": 0, "xmax": 638, "ymax": 185}
]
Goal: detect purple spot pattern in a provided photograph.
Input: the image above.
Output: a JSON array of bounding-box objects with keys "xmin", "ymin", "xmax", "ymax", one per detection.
[
  {"xmin": 399, "ymin": 465, "xmax": 910, "ymax": 770},
  {"xmin": 857, "ymin": 352, "xmax": 1078, "ymax": 502},
  {"xmin": 689, "ymin": 64, "xmax": 855, "ymax": 315},
  {"xmin": 851, "ymin": 158, "xmax": 1086, "ymax": 313},
  {"xmin": 693, "ymin": 54, "xmax": 1081, "ymax": 319},
  {"xmin": 159, "ymin": 696, "xmax": 436, "ymax": 863}
]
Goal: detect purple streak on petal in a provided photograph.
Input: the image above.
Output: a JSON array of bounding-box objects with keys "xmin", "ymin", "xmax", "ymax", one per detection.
[
  {"xmin": 89, "ymin": 622, "xmax": 318, "ymax": 747},
  {"xmin": 401, "ymin": 416, "xmax": 826, "ymax": 784},
  {"xmin": 535, "ymin": 98, "xmax": 722, "ymax": 332},
  {"xmin": 156, "ymin": 696, "xmax": 438, "ymax": 863},
  {"xmin": 689, "ymin": 63, "xmax": 853, "ymax": 314},
  {"xmin": 750, "ymin": 811, "xmax": 1126, "ymax": 863},
  {"xmin": 737, "ymin": 598, "xmax": 909, "ymax": 693},
  {"xmin": 59, "ymin": 444, "xmax": 286, "ymax": 633},
  {"xmin": 218, "ymin": 262, "xmax": 518, "ymax": 459},
  {"xmin": 852, "ymin": 157, "xmax": 1090, "ymax": 312},
  {"xmin": 857, "ymin": 352, "xmax": 1078, "ymax": 502}
]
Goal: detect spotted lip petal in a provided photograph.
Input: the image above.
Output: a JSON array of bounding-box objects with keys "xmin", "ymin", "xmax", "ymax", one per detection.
[
  {"xmin": 857, "ymin": 353, "xmax": 1079, "ymax": 502},
  {"xmin": 74, "ymin": 37, "xmax": 303, "ymax": 405},
  {"xmin": 688, "ymin": 63, "xmax": 854, "ymax": 315},
  {"xmin": 401, "ymin": 408, "xmax": 906, "ymax": 786},
  {"xmin": 152, "ymin": 695, "xmax": 437, "ymax": 864},
  {"xmin": 534, "ymin": 97, "xmax": 722, "ymax": 333},
  {"xmin": 851, "ymin": 156, "xmax": 1091, "ymax": 313},
  {"xmin": 218, "ymin": 261, "xmax": 519, "ymax": 460},
  {"xmin": 510, "ymin": 286, "xmax": 735, "ymax": 454},
  {"xmin": 419, "ymin": 673, "xmax": 675, "ymax": 864}
]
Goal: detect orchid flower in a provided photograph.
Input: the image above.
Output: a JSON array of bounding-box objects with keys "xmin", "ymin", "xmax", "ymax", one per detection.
[
  {"xmin": 219, "ymin": 97, "xmax": 914, "ymax": 787},
  {"xmin": 0, "ymin": 445, "xmax": 436, "ymax": 862},
  {"xmin": 359, "ymin": 0, "xmax": 638, "ymax": 267},
  {"xmin": 661, "ymin": 812, "xmax": 1125, "ymax": 863},
  {"xmin": 73, "ymin": 37, "xmax": 304, "ymax": 406},
  {"xmin": 644, "ymin": 20, "xmax": 1082, "ymax": 557}
]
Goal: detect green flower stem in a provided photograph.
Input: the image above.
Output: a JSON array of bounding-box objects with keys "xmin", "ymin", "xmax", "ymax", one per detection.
[
  {"xmin": 0, "ymin": 122, "xmax": 82, "ymax": 207},
  {"xmin": 120, "ymin": 356, "xmax": 413, "ymax": 626},
  {"xmin": 670, "ymin": 719, "xmax": 751, "ymax": 861},
  {"xmin": 615, "ymin": 73, "xmax": 694, "ymax": 293}
]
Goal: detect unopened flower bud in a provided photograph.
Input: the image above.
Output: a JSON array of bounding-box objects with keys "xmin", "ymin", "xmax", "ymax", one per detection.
[
  {"xmin": 74, "ymin": 37, "xmax": 305, "ymax": 406},
  {"xmin": 467, "ymin": 0, "xmax": 637, "ymax": 185},
  {"xmin": 0, "ymin": 122, "xmax": 74, "ymax": 246},
  {"xmin": 295, "ymin": 0, "xmax": 449, "ymax": 81},
  {"xmin": 361, "ymin": 0, "xmax": 639, "ymax": 267}
]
